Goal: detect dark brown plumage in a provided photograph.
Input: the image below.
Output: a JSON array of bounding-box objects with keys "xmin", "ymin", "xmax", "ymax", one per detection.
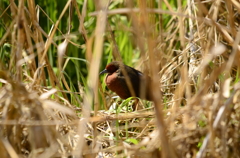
[{"xmin": 100, "ymin": 61, "xmax": 152, "ymax": 100}]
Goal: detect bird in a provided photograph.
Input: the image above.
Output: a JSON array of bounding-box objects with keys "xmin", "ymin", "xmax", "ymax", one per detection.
[{"xmin": 100, "ymin": 61, "xmax": 153, "ymax": 101}]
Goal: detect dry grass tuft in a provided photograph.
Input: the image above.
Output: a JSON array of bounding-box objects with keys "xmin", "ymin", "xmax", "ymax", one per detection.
[{"xmin": 0, "ymin": 72, "xmax": 79, "ymax": 157}]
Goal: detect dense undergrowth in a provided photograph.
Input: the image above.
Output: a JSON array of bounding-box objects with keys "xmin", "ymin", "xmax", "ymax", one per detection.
[{"xmin": 0, "ymin": 0, "xmax": 240, "ymax": 157}]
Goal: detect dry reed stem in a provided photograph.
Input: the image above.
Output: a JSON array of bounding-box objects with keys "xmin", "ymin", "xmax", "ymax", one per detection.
[{"xmin": 74, "ymin": 0, "xmax": 110, "ymax": 157}]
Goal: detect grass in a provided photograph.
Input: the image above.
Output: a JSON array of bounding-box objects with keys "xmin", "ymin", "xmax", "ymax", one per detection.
[{"xmin": 0, "ymin": 0, "xmax": 240, "ymax": 157}]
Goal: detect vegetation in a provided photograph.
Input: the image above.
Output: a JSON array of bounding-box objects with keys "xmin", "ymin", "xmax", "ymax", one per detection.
[{"xmin": 0, "ymin": 0, "xmax": 240, "ymax": 157}]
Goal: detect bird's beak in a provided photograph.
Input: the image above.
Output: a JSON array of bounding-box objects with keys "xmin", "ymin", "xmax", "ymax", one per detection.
[{"xmin": 100, "ymin": 69, "xmax": 108, "ymax": 75}]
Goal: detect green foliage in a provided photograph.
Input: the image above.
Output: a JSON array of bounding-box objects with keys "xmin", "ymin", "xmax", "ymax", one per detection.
[
  {"xmin": 116, "ymin": 97, "xmax": 135, "ymax": 113},
  {"xmin": 0, "ymin": 43, "xmax": 11, "ymax": 68},
  {"xmin": 125, "ymin": 138, "xmax": 139, "ymax": 145}
]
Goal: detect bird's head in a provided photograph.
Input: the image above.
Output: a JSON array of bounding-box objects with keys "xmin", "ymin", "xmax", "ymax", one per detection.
[{"xmin": 100, "ymin": 61, "xmax": 122, "ymax": 75}]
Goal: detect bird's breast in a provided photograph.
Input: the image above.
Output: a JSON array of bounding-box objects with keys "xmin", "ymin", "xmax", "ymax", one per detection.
[
  {"xmin": 105, "ymin": 73, "xmax": 118, "ymax": 87},
  {"xmin": 105, "ymin": 73, "xmax": 131, "ymax": 99}
]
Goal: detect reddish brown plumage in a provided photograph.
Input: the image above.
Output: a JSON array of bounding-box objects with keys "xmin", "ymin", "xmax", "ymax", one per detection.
[{"xmin": 100, "ymin": 61, "xmax": 152, "ymax": 100}]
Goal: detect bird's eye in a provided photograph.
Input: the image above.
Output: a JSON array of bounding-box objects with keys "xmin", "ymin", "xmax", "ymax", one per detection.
[{"xmin": 106, "ymin": 65, "xmax": 118, "ymax": 73}]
